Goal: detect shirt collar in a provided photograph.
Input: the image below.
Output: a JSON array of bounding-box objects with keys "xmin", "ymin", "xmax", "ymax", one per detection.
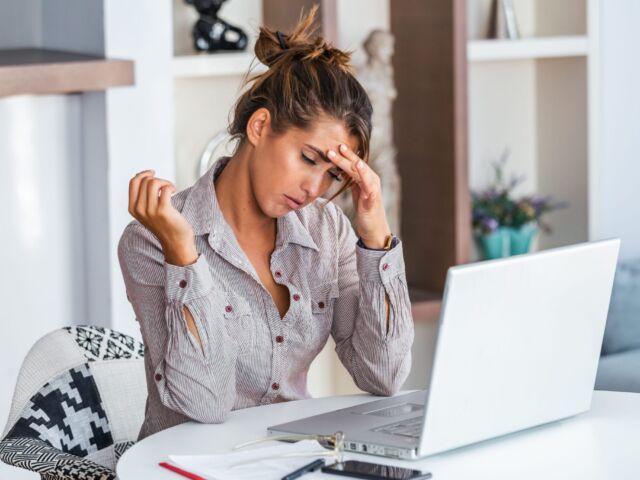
[
  {"xmin": 181, "ymin": 156, "xmax": 319, "ymax": 252},
  {"xmin": 277, "ymin": 210, "xmax": 319, "ymax": 252},
  {"xmin": 180, "ymin": 157, "xmax": 227, "ymax": 236}
]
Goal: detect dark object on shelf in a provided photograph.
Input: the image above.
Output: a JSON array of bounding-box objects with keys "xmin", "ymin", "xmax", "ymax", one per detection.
[
  {"xmin": 487, "ymin": 0, "xmax": 520, "ymax": 39},
  {"xmin": 185, "ymin": 0, "xmax": 248, "ymax": 52}
]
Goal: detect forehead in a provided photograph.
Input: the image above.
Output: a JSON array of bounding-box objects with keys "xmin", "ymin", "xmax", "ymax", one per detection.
[{"xmin": 284, "ymin": 117, "xmax": 360, "ymax": 152}]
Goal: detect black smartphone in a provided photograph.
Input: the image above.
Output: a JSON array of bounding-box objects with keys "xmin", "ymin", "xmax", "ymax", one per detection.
[{"xmin": 321, "ymin": 460, "xmax": 432, "ymax": 480}]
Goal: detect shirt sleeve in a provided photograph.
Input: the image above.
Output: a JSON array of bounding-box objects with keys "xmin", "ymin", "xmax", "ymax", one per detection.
[
  {"xmin": 330, "ymin": 208, "xmax": 414, "ymax": 396},
  {"xmin": 118, "ymin": 223, "xmax": 237, "ymax": 423}
]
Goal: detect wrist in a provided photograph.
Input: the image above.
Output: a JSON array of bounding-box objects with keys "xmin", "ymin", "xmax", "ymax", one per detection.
[
  {"xmin": 161, "ymin": 237, "xmax": 198, "ymax": 267},
  {"xmin": 360, "ymin": 231, "xmax": 393, "ymax": 250}
]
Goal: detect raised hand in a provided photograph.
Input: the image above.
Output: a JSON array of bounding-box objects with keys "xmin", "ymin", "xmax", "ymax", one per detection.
[
  {"xmin": 128, "ymin": 170, "xmax": 198, "ymax": 266},
  {"xmin": 327, "ymin": 144, "xmax": 392, "ymax": 249}
]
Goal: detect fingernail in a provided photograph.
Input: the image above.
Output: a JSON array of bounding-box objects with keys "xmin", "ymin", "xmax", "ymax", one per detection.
[
  {"xmin": 328, "ymin": 150, "xmax": 336, "ymax": 158},
  {"xmin": 357, "ymin": 160, "xmax": 364, "ymax": 169},
  {"xmin": 340, "ymin": 144, "xmax": 347, "ymax": 152}
]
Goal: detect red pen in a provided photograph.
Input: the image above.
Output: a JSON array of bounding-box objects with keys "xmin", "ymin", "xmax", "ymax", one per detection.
[{"xmin": 159, "ymin": 461, "xmax": 206, "ymax": 480}]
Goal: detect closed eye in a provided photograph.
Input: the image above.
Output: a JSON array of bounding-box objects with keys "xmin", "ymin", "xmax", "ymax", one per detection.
[{"xmin": 302, "ymin": 153, "xmax": 343, "ymax": 182}]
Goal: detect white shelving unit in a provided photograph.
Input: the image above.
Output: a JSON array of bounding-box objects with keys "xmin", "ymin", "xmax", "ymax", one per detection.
[
  {"xmin": 173, "ymin": 51, "xmax": 266, "ymax": 78},
  {"xmin": 467, "ymin": 0, "xmax": 598, "ymax": 253},
  {"xmin": 468, "ymin": 35, "xmax": 589, "ymax": 62}
]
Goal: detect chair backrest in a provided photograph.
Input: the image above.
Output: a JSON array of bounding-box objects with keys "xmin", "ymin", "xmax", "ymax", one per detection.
[
  {"xmin": 602, "ymin": 259, "xmax": 640, "ymax": 355},
  {"xmin": 1, "ymin": 325, "xmax": 146, "ymax": 472}
]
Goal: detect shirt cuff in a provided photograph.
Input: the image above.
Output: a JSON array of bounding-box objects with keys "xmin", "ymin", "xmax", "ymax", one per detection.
[
  {"xmin": 356, "ymin": 239, "xmax": 406, "ymax": 284},
  {"xmin": 164, "ymin": 254, "xmax": 214, "ymax": 303}
]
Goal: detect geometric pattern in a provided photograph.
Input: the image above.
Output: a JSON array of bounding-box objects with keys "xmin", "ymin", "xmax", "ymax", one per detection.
[
  {"xmin": 6, "ymin": 364, "xmax": 113, "ymax": 458},
  {"xmin": 0, "ymin": 436, "xmax": 114, "ymax": 479},
  {"xmin": 63, "ymin": 326, "xmax": 144, "ymax": 362},
  {"xmin": 114, "ymin": 441, "xmax": 135, "ymax": 461}
]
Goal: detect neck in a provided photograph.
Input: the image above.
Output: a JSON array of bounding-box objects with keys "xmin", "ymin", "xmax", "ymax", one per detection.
[{"xmin": 214, "ymin": 143, "xmax": 276, "ymax": 240}]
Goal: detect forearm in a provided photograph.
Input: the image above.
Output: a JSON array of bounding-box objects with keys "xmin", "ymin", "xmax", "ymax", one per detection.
[{"xmin": 335, "ymin": 241, "xmax": 414, "ymax": 396}]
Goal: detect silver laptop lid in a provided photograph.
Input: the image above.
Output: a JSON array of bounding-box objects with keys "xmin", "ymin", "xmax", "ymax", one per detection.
[{"xmin": 419, "ymin": 239, "xmax": 620, "ymax": 456}]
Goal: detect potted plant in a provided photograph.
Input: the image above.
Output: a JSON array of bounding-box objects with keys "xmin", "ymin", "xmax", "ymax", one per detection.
[{"xmin": 472, "ymin": 152, "xmax": 565, "ymax": 259}]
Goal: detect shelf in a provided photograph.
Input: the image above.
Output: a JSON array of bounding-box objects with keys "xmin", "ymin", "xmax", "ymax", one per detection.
[
  {"xmin": 0, "ymin": 49, "xmax": 134, "ymax": 98},
  {"xmin": 173, "ymin": 52, "xmax": 267, "ymax": 78},
  {"xmin": 468, "ymin": 36, "xmax": 589, "ymax": 62},
  {"xmin": 410, "ymin": 289, "xmax": 442, "ymax": 322}
]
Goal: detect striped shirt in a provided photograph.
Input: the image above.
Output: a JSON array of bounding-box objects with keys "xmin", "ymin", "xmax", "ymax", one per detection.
[{"xmin": 118, "ymin": 157, "xmax": 414, "ymax": 440}]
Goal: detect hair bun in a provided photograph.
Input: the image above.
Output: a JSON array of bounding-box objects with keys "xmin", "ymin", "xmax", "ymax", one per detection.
[{"xmin": 254, "ymin": 6, "xmax": 353, "ymax": 73}]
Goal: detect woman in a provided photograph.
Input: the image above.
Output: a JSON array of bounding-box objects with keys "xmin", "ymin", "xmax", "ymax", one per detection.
[{"xmin": 118, "ymin": 7, "xmax": 414, "ymax": 440}]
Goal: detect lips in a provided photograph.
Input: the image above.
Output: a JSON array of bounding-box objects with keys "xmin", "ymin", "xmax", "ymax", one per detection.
[{"xmin": 284, "ymin": 194, "xmax": 304, "ymax": 209}]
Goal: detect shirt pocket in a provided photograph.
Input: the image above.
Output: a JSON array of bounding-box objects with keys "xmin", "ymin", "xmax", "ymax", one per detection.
[
  {"xmin": 221, "ymin": 291, "xmax": 255, "ymax": 357},
  {"xmin": 306, "ymin": 283, "xmax": 339, "ymax": 345}
]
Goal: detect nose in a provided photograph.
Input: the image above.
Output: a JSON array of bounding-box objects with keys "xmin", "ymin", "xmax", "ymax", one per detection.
[{"xmin": 300, "ymin": 172, "xmax": 325, "ymax": 200}]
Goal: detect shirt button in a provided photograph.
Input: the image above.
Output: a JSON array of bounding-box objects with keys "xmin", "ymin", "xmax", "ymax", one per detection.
[
  {"xmin": 154, "ymin": 373, "xmax": 162, "ymax": 382},
  {"xmin": 271, "ymin": 382, "xmax": 280, "ymax": 390},
  {"xmin": 225, "ymin": 305, "xmax": 233, "ymax": 313},
  {"xmin": 382, "ymin": 263, "xmax": 390, "ymax": 271},
  {"xmin": 318, "ymin": 301, "xmax": 325, "ymax": 309},
  {"xmin": 179, "ymin": 280, "xmax": 187, "ymax": 288},
  {"xmin": 274, "ymin": 271, "xmax": 282, "ymax": 278},
  {"xmin": 275, "ymin": 335, "xmax": 284, "ymax": 343},
  {"xmin": 293, "ymin": 294, "xmax": 300, "ymax": 301}
]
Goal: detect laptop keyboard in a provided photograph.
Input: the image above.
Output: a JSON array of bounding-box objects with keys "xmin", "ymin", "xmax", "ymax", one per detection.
[{"xmin": 372, "ymin": 415, "xmax": 423, "ymax": 439}]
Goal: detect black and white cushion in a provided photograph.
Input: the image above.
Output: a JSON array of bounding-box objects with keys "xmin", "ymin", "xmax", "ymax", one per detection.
[{"xmin": 0, "ymin": 326, "xmax": 146, "ymax": 480}]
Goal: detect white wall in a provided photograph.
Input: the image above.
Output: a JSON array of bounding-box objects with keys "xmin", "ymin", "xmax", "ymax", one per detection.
[
  {"xmin": 102, "ymin": 0, "xmax": 175, "ymax": 339},
  {"xmin": 0, "ymin": 95, "xmax": 83, "ymax": 480},
  {"xmin": 596, "ymin": 0, "xmax": 640, "ymax": 259}
]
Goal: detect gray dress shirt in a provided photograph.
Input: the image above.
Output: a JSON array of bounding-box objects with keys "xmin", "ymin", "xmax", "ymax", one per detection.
[{"xmin": 118, "ymin": 157, "xmax": 414, "ymax": 440}]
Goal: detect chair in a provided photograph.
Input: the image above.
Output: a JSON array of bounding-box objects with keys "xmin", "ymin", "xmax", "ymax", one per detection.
[
  {"xmin": 0, "ymin": 326, "xmax": 146, "ymax": 480},
  {"xmin": 596, "ymin": 259, "xmax": 640, "ymax": 393}
]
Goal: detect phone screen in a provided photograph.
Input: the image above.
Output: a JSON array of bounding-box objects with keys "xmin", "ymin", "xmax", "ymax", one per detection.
[{"xmin": 321, "ymin": 460, "xmax": 432, "ymax": 480}]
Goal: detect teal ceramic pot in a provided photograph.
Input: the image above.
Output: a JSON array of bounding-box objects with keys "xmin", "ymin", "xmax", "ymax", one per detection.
[
  {"xmin": 478, "ymin": 227, "xmax": 509, "ymax": 260},
  {"xmin": 508, "ymin": 224, "xmax": 538, "ymax": 255}
]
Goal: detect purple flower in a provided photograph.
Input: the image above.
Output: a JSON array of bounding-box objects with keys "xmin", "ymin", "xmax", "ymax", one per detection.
[{"xmin": 483, "ymin": 217, "xmax": 499, "ymax": 233}]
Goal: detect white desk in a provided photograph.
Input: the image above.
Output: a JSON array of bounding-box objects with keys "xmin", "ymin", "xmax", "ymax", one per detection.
[{"xmin": 117, "ymin": 391, "xmax": 640, "ymax": 479}]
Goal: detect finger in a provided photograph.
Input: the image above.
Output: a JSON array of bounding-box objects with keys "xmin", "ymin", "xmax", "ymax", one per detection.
[
  {"xmin": 146, "ymin": 178, "xmax": 173, "ymax": 213},
  {"xmin": 334, "ymin": 144, "xmax": 377, "ymax": 199},
  {"xmin": 338, "ymin": 143, "xmax": 362, "ymax": 164},
  {"xmin": 341, "ymin": 144, "xmax": 380, "ymax": 200},
  {"xmin": 158, "ymin": 184, "xmax": 177, "ymax": 212},
  {"xmin": 354, "ymin": 160, "xmax": 378, "ymax": 200},
  {"xmin": 327, "ymin": 149, "xmax": 362, "ymax": 185},
  {"xmin": 135, "ymin": 175, "xmax": 153, "ymax": 215},
  {"xmin": 129, "ymin": 170, "xmax": 155, "ymax": 214}
]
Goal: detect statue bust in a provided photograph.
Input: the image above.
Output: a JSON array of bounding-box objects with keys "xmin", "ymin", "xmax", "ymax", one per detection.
[{"xmin": 336, "ymin": 30, "xmax": 402, "ymax": 236}]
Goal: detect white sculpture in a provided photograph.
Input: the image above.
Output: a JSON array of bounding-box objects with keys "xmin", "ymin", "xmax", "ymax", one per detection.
[{"xmin": 336, "ymin": 29, "xmax": 402, "ymax": 236}]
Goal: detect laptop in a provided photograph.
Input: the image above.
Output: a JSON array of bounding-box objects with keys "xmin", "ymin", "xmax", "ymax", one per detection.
[{"xmin": 268, "ymin": 239, "xmax": 620, "ymax": 459}]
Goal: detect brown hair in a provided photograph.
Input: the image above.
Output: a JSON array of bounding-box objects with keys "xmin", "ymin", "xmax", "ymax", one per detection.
[{"xmin": 228, "ymin": 5, "xmax": 373, "ymax": 198}]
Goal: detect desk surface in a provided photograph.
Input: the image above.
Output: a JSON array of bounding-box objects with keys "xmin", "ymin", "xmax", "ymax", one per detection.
[{"xmin": 117, "ymin": 390, "xmax": 640, "ymax": 479}]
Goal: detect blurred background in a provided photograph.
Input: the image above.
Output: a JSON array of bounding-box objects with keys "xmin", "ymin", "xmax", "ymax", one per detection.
[{"xmin": 1, "ymin": 1, "xmax": 639, "ymax": 477}]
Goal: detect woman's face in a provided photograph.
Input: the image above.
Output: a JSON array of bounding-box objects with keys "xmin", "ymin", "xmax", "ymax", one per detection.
[{"xmin": 247, "ymin": 109, "xmax": 360, "ymax": 218}]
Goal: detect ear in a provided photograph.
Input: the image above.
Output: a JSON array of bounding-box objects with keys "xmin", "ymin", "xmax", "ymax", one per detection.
[{"xmin": 246, "ymin": 107, "xmax": 271, "ymax": 148}]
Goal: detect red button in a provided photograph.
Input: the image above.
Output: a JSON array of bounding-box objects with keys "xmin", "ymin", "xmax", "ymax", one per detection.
[
  {"xmin": 179, "ymin": 280, "xmax": 187, "ymax": 288},
  {"xmin": 275, "ymin": 271, "xmax": 282, "ymax": 278},
  {"xmin": 293, "ymin": 294, "xmax": 300, "ymax": 301},
  {"xmin": 382, "ymin": 263, "xmax": 389, "ymax": 271},
  {"xmin": 271, "ymin": 382, "xmax": 280, "ymax": 390},
  {"xmin": 318, "ymin": 301, "xmax": 325, "ymax": 309},
  {"xmin": 154, "ymin": 373, "xmax": 162, "ymax": 382},
  {"xmin": 225, "ymin": 305, "xmax": 233, "ymax": 313},
  {"xmin": 275, "ymin": 335, "xmax": 284, "ymax": 343}
]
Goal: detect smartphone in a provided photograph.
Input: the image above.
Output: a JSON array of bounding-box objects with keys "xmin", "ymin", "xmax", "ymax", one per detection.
[{"xmin": 321, "ymin": 460, "xmax": 432, "ymax": 480}]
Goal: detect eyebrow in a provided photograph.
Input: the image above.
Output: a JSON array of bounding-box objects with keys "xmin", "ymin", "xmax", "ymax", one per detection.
[{"xmin": 304, "ymin": 144, "xmax": 331, "ymax": 163}]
